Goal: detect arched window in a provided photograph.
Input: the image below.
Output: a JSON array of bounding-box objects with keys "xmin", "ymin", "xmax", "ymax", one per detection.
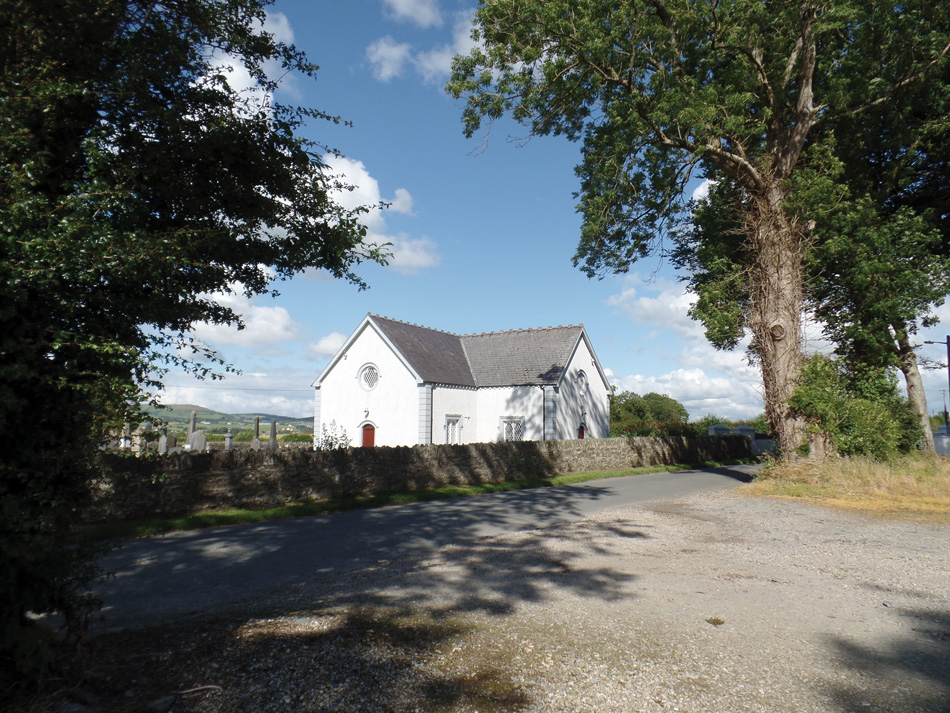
[{"xmin": 576, "ymin": 370, "xmax": 589, "ymax": 395}]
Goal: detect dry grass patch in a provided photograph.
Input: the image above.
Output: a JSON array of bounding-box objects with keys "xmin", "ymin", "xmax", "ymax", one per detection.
[{"xmin": 741, "ymin": 453, "xmax": 950, "ymax": 522}]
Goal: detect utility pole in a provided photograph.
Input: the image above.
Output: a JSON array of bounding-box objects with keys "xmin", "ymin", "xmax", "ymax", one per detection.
[{"xmin": 924, "ymin": 335, "xmax": 950, "ymax": 432}]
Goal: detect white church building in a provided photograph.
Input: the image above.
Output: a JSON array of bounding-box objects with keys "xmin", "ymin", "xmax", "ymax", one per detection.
[{"xmin": 313, "ymin": 314, "xmax": 611, "ymax": 448}]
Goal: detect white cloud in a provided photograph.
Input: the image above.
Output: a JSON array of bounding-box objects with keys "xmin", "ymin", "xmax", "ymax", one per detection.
[
  {"xmin": 324, "ymin": 155, "xmax": 438, "ymax": 273},
  {"xmin": 307, "ymin": 332, "xmax": 347, "ymax": 361},
  {"xmin": 191, "ymin": 291, "xmax": 301, "ymax": 357},
  {"xmin": 367, "ymin": 36, "xmax": 412, "ymax": 81},
  {"xmin": 390, "ymin": 187, "xmax": 414, "ymax": 214},
  {"xmin": 413, "ymin": 45, "xmax": 455, "ymax": 84},
  {"xmin": 605, "ymin": 274, "xmax": 765, "ymax": 419},
  {"xmin": 368, "ymin": 11, "xmax": 477, "ymax": 85},
  {"xmin": 203, "ymin": 11, "xmax": 302, "ymax": 112},
  {"xmin": 611, "ymin": 368, "xmax": 764, "ymax": 420},
  {"xmin": 679, "ymin": 342, "xmax": 758, "ymax": 383},
  {"xmin": 606, "ymin": 275, "xmax": 703, "ymax": 339},
  {"xmin": 263, "ymin": 11, "xmax": 294, "ymax": 43},
  {"xmin": 389, "ymin": 235, "xmax": 441, "ymax": 273},
  {"xmin": 690, "ymin": 178, "xmax": 717, "ymax": 203},
  {"xmin": 383, "ymin": 0, "xmax": 443, "ymax": 28}
]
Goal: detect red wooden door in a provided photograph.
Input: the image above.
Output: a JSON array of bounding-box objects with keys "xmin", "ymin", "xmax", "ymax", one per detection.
[{"xmin": 362, "ymin": 424, "xmax": 375, "ymax": 447}]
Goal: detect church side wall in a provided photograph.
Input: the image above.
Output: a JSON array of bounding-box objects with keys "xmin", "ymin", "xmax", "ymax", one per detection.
[
  {"xmin": 475, "ymin": 386, "xmax": 544, "ymax": 442},
  {"xmin": 431, "ymin": 386, "xmax": 478, "ymax": 444}
]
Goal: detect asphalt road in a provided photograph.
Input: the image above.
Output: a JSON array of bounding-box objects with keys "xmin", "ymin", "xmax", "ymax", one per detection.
[{"xmin": 93, "ymin": 464, "xmax": 758, "ymax": 631}]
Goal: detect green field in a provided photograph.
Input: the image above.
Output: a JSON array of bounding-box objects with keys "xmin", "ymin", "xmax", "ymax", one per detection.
[{"xmin": 145, "ymin": 403, "xmax": 313, "ymax": 436}]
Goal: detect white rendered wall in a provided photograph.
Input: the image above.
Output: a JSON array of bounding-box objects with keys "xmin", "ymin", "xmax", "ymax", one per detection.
[
  {"xmin": 558, "ymin": 338, "xmax": 610, "ymax": 439},
  {"xmin": 474, "ymin": 386, "xmax": 544, "ymax": 442},
  {"xmin": 431, "ymin": 386, "xmax": 478, "ymax": 444},
  {"xmin": 317, "ymin": 325, "xmax": 421, "ymax": 447}
]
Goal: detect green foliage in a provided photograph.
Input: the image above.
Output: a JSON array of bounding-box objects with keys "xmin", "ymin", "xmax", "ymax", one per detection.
[
  {"xmin": 1, "ymin": 0, "xmax": 381, "ymax": 685},
  {"xmin": 609, "ymin": 390, "xmax": 688, "ymax": 436},
  {"xmin": 613, "ymin": 420, "xmax": 697, "ymax": 438},
  {"xmin": 450, "ymin": 0, "xmax": 950, "ymax": 455},
  {"xmin": 790, "ymin": 355, "xmax": 922, "ymax": 460},
  {"xmin": 810, "ymin": 197, "xmax": 950, "ymax": 368},
  {"xmin": 671, "ymin": 27, "xmax": 950, "ymax": 448},
  {"xmin": 670, "ymin": 180, "xmax": 751, "ymax": 351},
  {"xmin": 690, "ymin": 413, "xmax": 771, "ymax": 436},
  {"xmin": 280, "ymin": 433, "xmax": 313, "ymax": 443}
]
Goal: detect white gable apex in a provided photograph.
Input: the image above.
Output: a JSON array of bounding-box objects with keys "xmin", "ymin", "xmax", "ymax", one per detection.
[
  {"xmin": 556, "ymin": 328, "xmax": 611, "ymax": 392},
  {"xmin": 312, "ymin": 314, "xmax": 423, "ymax": 388}
]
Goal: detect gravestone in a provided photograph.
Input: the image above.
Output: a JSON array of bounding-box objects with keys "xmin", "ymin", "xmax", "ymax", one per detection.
[
  {"xmin": 707, "ymin": 424, "xmax": 731, "ymax": 436},
  {"xmin": 268, "ymin": 419, "xmax": 278, "ymax": 452},
  {"xmin": 250, "ymin": 417, "xmax": 262, "ymax": 451},
  {"xmin": 225, "ymin": 429, "xmax": 233, "ymax": 452},
  {"xmin": 158, "ymin": 433, "xmax": 177, "ymax": 454},
  {"xmin": 734, "ymin": 425, "xmax": 755, "ymax": 438},
  {"xmin": 186, "ymin": 430, "xmax": 206, "ymax": 453}
]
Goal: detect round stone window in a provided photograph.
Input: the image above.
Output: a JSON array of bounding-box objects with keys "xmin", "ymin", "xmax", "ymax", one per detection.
[{"xmin": 359, "ymin": 364, "xmax": 380, "ymax": 390}]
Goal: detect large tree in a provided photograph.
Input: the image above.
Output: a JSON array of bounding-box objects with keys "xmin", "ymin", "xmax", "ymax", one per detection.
[
  {"xmin": 813, "ymin": 59, "xmax": 950, "ymax": 452},
  {"xmin": 448, "ymin": 0, "xmax": 950, "ymax": 456},
  {"xmin": 673, "ymin": 63, "xmax": 950, "ymax": 454},
  {"xmin": 1, "ymin": 0, "xmax": 382, "ymax": 681}
]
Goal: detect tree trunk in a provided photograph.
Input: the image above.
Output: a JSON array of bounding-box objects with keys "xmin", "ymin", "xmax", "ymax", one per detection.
[
  {"xmin": 893, "ymin": 326, "xmax": 935, "ymax": 453},
  {"xmin": 749, "ymin": 188, "xmax": 810, "ymax": 458}
]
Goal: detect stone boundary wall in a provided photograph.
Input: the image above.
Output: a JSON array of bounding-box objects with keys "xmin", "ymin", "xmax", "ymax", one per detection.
[{"xmin": 90, "ymin": 435, "xmax": 751, "ymax": 521}]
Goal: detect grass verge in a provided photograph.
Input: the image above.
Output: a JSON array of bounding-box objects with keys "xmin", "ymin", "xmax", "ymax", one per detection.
[
  {"xmin": 75, "ymin": 460, "xmax": 750, "ymax": 542},
  {"xmin": 740, "ymin": 453, "xmax": 950, "ymax": 522}
]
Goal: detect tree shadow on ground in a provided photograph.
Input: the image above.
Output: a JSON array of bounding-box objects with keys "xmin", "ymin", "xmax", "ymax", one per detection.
[
  {"xmin": 40, "ymin": 606, "xmax": 533, "ymax": 713},
  {"xmin": 92, "ymin": 481, "xmax": 642, "ymax": 629},
  {"xmin": 700, "ymin": 465, "xmax": 756, "ymax": 483},
  {"xmin": 33, "ymin": 510, "xmax": 654, "ymax": 712},
  {"xmin": 824, "ymin": 606, "xmax": 950, "ymax": 713}
]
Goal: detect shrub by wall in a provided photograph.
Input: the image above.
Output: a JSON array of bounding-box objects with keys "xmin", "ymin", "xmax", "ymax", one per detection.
[{"xmin": 90, "ymin": 435, "xmax": 750, "ymax": 521}]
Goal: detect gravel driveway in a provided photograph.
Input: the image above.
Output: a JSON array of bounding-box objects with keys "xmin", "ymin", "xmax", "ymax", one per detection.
[{"xmin": 43, "ymin": 487, "xmax": 950, "ymax": 713}]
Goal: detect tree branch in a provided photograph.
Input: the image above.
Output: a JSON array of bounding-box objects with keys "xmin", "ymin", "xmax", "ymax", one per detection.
[{"xmin": 819, "ymin": 40, "xmax": 950, "ymax": 126}]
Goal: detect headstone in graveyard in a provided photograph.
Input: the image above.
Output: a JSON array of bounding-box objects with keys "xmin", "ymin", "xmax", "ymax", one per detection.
[
  {"xmin": 187, "ymin": 430, "xmax": 207, "ymax": 452},
  {"xmin": 268, "ymin": 419, "xmax": 278, "ymax": 451},
  {"xmin": 249, "ymin": 416, "xmax": 263, "ymax": 450}
]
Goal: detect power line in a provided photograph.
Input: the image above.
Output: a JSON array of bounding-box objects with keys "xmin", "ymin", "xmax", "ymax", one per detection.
[{"xmin": 157, "ymin": 384, "xmax": 312, "ymax": 392}]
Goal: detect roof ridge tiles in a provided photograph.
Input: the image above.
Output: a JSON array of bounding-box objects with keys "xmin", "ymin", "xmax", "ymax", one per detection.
[
  {"xmin": 459, "ymin": 323, "xmax": 583, "ymax": 337},
  {"xmin": 370, "ymin": 313, "xmax": 460, "ymax": 337}
]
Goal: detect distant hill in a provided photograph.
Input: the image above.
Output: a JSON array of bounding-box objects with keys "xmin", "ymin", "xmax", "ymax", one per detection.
[{"xmin": 145, "ymin": 404, "xmax": 313, "ymax": 434}]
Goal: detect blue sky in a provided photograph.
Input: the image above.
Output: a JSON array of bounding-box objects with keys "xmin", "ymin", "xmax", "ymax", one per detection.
[{"xmin": 156, "ymin": 0, "xmax": 950, "ymax": 423}]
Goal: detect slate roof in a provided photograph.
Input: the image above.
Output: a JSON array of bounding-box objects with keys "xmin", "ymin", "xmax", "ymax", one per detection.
[
  {"xmin": 372, "ymin": 315, "xmax": 476, "ymax": 387},
  {"xmin": 370, "ymin": 315, "xmax": 586, "ymax": 388}
]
